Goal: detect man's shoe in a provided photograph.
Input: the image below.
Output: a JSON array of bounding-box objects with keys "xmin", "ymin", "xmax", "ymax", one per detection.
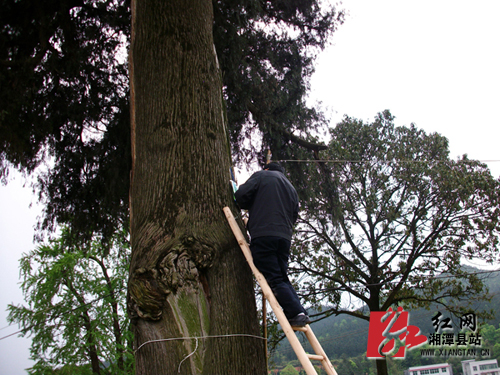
[{"xmin": 288, "ymin": 313, "xmax": 311, "ymax": 327}]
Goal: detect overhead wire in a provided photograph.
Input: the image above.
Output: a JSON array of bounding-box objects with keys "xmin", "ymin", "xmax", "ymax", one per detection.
[
  {"xmin": 276, "ymin": 159, "xmax": 500, "ymax": 164},
  {"xmin": 3, "ymin": 157, "xmax": 499, "ymax": 359},
  {"xmin": 289, "ymin": 257, "xmax": 500, "ymax": 289}
]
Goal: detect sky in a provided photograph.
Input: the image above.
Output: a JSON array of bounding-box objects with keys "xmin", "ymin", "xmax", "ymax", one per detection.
[
  {"xmin": 310, "ymin": 0, "xmax": 500, "ymax": 178},
  {"xmin": 1, "ymin": 1, "xmax": 500, "ymax": 374}
]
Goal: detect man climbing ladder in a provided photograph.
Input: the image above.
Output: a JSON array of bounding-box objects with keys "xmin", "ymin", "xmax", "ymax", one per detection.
[
  {"xmin": 223, "ymin": 207, "xmax": 337, "ymax": 375},
  {"xmin": 226, "ymin": 161, "xmax": 337, "ymax": 375},
  {"xmin": 234, "ymin": 162, "xmax": 310, "ymax": 326}
]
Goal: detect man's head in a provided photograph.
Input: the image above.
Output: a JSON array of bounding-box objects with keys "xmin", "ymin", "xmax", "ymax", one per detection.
[{"xmin": 263, "ymin": 162, "xmax": 284, "ymax": 173}]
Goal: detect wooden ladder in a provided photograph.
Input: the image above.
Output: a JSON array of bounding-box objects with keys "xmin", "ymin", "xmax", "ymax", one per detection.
[{"xmin": 223, "ymin": 207, "xmax": 337, "ymax": 375}]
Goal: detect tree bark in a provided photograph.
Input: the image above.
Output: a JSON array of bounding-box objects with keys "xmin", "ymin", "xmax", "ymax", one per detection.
[{"xmin": 128, "ymin": 0, "xmax": 266, "ymax": 374}]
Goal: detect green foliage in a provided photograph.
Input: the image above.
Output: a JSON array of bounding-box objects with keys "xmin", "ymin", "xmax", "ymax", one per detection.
[
  {"xmin": 0, "ymin": 0, "xmax": 130, "ymax": 174},
  {"xmin": 0, "ymin": 0, "xmax": 131, "ymax": 244},
  {"xmin": 280, "ymin": 363, "xmax": 300, "ymax": 375},
  {"xmin": 1, "ymin": 0, "xmax": 343, "ymax": 244},
  {"xmin": 7, "ymin": 228, "xmax": 133, "ymax": 374},
  {"xmin": 289, "ymin": 111, "xmax": 500, "ymax": 322},
  {"xmin": 213, "ymin": 0, "xmax": 344, "ymax": 164},
  {"xmin": 481, "ymin": 323, "xmax": 500, "ymax": 360}
]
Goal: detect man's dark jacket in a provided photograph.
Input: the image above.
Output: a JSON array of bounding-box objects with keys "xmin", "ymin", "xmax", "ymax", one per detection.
[{"xmin": 235, "ymin": 170, "xmax": 299, "ymax": 241}]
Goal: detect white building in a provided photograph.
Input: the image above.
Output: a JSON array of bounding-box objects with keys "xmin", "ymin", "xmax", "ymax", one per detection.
[
  {"xmin": 462, "ymin": 359, "xmax": 500, "ymax": 375},
  {"xmin": 406, "ymin": 363, "xmax": 453, "ymax": 375}
]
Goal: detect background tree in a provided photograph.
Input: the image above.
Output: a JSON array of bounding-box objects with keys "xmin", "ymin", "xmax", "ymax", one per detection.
[
  {"xmin": 0, "ymin": 0, "xmax": 342, "ymax": 244},
  {"xmin": 281, "ymin": 363, "xmax": 301, "ymax": 375},
  {"xmin": 288, "ymin": 110, "xmax": 500, "ymax": 375},
  {"xmin": 213, "ymin": 0, "xmax": 343, "ymax": 163},
  {"xmin": 7, "ymin": 229, "xmax": 133, "ymax": 375},
  {"xmin": 481, "ymin": 323, "xmax": 500, "ymax": 361},
  {"xmin": 0, "ymin": 0, "xmax": 131, "ymax": 244}
]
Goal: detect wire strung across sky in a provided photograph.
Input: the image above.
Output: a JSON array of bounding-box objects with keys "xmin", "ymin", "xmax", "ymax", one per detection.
[{"xmin": 276, "ymin": 159, "xmax": 500, "ymax": 164}]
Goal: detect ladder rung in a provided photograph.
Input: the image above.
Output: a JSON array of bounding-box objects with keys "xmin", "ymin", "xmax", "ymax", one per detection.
[
  {"xmin": 292, "ymin": 326, "xmax": 309, "ymax": 332},
  {"xmin": 307, "ymin": 354, "xmax": 325, "ymax": 361}
]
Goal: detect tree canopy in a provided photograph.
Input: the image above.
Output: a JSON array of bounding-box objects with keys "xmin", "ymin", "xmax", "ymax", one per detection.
[
  {"xmin": 0, "ymin": 0, "xmax": 344, "ymax": 244},
  {"xmin": 288, "ymin": 111, "xmax": 500, "ymax": 374},
  {"xmin": 287, "ymin": 111, "xmax": 500, "ymax": 374},
  {"xmin": 0, "ymin": 0, "xmax": 131, "ymax": 244},
  {"xmin": 7, "ymin": 229, "xmax": 133, "ymax": 374},
  {"xmin": 292, "ymin": 111, "xmax": 500, "ymax": 319},
  {"xmin": 213, "ymin": 0, "xmax": 343, "ymax": 163}
]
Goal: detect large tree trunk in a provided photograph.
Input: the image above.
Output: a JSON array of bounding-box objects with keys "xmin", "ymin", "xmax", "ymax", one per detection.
[{"xmin": 128, "ymin": 0, "xmax": 266, "ymax": 374}]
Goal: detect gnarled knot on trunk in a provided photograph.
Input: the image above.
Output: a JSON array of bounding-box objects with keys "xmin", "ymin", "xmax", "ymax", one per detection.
[
  {"xmin": 159, "ymin": 234, "xmax": 216, "ymax": 289},
  {"xmin": 129, "ymin": 234, "xmax": 216, "ymax": 321},
  {"xmin": 128, "ymin": 267, "xmax": 166, "ymax": 320}
]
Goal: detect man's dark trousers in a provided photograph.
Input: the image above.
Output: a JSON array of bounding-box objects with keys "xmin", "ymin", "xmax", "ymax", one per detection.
[{"xmin": 250, "ymin": 236, "xmax": 306, "ymax": 319}]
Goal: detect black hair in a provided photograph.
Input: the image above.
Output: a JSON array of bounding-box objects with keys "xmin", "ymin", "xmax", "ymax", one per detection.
[{"xmin": 263, "ymin": 162, "xmax": 284, "ymax": 173}]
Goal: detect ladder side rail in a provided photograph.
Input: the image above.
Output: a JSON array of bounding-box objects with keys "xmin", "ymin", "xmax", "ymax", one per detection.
[
  {"xmin": 303, "ymin": 325, "xmax": 338, "ymax": 375},
  {"xmin": 223, "ymin": 207, "xmax": 318, "ymax": 375}
]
